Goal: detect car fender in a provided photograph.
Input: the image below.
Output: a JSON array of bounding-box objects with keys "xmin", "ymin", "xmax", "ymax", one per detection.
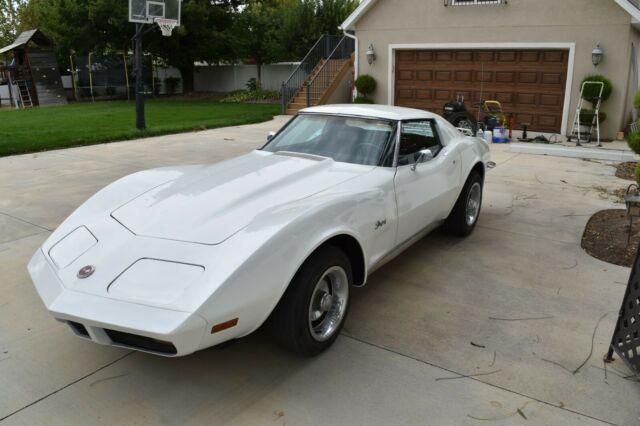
[{"xmin": 193, "ymin": 190, "xmax": 377, "ymax": 349}]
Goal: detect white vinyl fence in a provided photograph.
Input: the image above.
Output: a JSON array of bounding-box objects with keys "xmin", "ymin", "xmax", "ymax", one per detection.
[{"xmin": 194, "ymin": 63, "xmax": 299, "ymax": 93}]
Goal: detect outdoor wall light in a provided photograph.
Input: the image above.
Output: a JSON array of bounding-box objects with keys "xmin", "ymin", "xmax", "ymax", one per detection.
[
  {"xmin": 366, "ymin": 44, "xmax": 376, "ymax": 65},
  {"xmin": 592, "ymin": 42, "xmax": 604, "ymax": 66}
]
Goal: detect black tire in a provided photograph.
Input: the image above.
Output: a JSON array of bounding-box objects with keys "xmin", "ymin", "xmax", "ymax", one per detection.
[
  {"xmin": 451, "ymin": 113, "xmax": 478, "ymax": 135},
  {"xmin": 268, "ymin": 245, "xmax": 352, "ymax": 356},
  {"xmin": 443, "ymin": 170, "xmax": 483, "ymax": 237}
]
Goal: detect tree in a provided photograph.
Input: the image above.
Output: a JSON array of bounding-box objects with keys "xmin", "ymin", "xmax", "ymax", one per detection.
[
  {"xmin": 278, "ymin": 0, "xmax": 358, "ymax": 60},
  {"xmin": 232, "ymin": 0, "xmax": 285, "ymax": 87},
  {"xmin": 145, "ymin": 0, "xmax": 240, "ymax": 92},
  {"xmin": 0, "ymin": 0, "xmax": 27, "ymax": 48},
  {"xmin": 19, "ymin": 0, "xmax": 240, "ymax": 92}
]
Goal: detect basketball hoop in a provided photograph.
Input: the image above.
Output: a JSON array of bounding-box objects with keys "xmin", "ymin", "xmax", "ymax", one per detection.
[{"xmin": 154, "ymin": 18, "xmax": 177, "ymax": 37}]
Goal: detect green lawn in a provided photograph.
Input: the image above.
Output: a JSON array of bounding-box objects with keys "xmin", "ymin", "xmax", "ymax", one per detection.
[{"xmin": 0, "ymin": 99, "xmax": 280, "ymax": 157}]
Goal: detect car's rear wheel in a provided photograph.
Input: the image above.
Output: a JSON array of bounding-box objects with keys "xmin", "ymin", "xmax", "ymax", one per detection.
[
  {"xmin": 269, "ymin": 246, "xmax": 352, "ymax": 356},
  {"xmin": 443, "ymin": 170, "xmax": 483, "ymax": 237}
]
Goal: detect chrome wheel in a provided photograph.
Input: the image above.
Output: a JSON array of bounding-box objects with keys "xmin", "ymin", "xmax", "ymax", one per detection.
[
  {"xmin": 465, "ymin": 182, "xmax": 482, "ymax": 226},
  {"xmin": 308, "ymin": 266, "xmax": 349, "ymax": 342}
]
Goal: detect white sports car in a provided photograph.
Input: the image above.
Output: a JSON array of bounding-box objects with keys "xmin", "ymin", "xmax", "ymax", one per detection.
[{"xmin": 28, "ymin": 104, "xmax": 491, "ymax": 357}]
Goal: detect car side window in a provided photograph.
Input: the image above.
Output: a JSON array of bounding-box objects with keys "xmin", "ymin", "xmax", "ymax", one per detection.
[{"xmin": 397, "ymin": 120, "xmax": 442, "ymax": 166}]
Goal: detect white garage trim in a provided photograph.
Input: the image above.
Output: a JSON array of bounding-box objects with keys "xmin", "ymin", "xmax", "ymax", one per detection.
[{"xmin": 388, "ymin": 42, "xmax": 576, "ymax": 136}]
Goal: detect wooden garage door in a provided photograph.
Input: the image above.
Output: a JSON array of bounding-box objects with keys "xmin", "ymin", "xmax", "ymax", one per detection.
[{"xmin": 394, "ymin": 49, "xmax": 569, "ymax": 133}]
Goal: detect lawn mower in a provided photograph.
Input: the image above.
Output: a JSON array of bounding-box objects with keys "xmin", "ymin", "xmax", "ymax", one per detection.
[{"xmin": 442, "ymin": 96, "xmax": 508, "ymax": 134}]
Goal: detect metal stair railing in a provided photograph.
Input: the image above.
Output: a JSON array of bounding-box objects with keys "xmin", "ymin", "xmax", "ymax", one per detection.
[
  {"xmin": 306, "ymin": 36, "xmax": 355, "ymax": 107},
  {"xmin": 281, "ymin": 34, "xmax": 344, "ymax": 113}
]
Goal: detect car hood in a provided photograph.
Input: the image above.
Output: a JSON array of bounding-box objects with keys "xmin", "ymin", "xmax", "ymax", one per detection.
[{"xmin": 111, "ymin": 150, "xmax": 370, "ymax": 245}]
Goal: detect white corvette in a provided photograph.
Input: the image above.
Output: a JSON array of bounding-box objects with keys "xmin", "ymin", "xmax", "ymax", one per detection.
[{"xmin": 28, "ymin": 104, "xmax": 491, "ymax": 357}]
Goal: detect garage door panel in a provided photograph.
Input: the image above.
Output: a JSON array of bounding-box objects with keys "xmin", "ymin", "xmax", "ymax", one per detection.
[
  {"xmin": 417, "ymin": 71, "xmax": 432, "ymax": 81},
  {"xmin": 541, "ymin": 73, "xmax": 563, "ymax": 85},
  {"xmin": 394, "ymin": 49, "xmax": 568, "ymax": 132},
  {"xmin": 517, "ymin": 93, "xmax": 537, "ymax": 105},
  {"xmin": 416, "ymin": 89, "xmax": 433, "ymax": 100},
  {"xmin": 518, "ymin": 72, "xmax": 538, "ymax": 84},
  {"xmin": 435, "ymin": 71, "xmax": 452, "ymax": 81},
  {"xmin": 476, "ymin": 71, "xmax": 493, "ymax": 82},
  {"xmin": 455, "ymin": 51, "xmax": 474, "ymax": 62},
  {"xmin": 397, "ymin": 89, "xmax": 414, "ymax": 100},
  {"xmin": 416, "ymin": 51, "xmax": 433, "ymax": 61},
  {"xmin": 475, "ymin": 51, "xmax": 495, "ymax": 62},
  {"xmin": 495, "ymin": 92, "xmax": 514, "ymax": 104},
  {"xmin": 539, "ymin": 115, "xmax": 560, "ymax": 128},
  {"xmin": 520, "ymin": 51, "xmax": 540, "ymax": 62},
  {"xmin": 455, "ymin": 71, "xmax": 473, "ymax": 82},
  {"xmin": 434, "ymin": 90, "xmax": 451, "ymax": 101},
  {"xmin": 540, "ymin": 94, "xmax": 561, "ymax": 106},
  {"xmin": 435, "ymin": 51, "xmax": 453, "ymax": 61},
  {"xmin": 496, "ymin": 72, "xmax": 516, "ymax": 83},
  {"xmin": 397, "ymin": 51, "xmax": 415, "ymax": 62},
  {"xmin": 543, "ymin": 51, "xmax": 564, "ymax": 62},
  {"xmin": 497, "ymin": 51, "xmax": 517, "ymax": 62}
]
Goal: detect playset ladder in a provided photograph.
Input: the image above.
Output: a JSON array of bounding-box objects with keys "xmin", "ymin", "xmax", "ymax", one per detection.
[{"xmin": 15, "ymin": 80, "xmax": 33, "ymax": 108}]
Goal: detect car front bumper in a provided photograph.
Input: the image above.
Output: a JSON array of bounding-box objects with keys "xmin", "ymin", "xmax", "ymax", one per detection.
[{"xmin": 28, "ymin": 249, "xmax": 208, "ymax": 357}]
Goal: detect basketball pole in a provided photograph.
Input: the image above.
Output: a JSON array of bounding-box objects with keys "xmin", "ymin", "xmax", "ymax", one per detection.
[{"xmin": 134, "ymin": 23, "xmax": 146, "ymax": 130}]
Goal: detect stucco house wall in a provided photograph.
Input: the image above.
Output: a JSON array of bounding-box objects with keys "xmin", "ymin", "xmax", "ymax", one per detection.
[{"xmin": 348, "ymin": 0, "xmax": 638, "ymax": 138}]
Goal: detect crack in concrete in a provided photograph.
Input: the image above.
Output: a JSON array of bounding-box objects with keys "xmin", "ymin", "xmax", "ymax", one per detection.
[
  {"xmin": 0, "ymin": 351, "xmax": 134, "ymax": 422},
  {"xmin": 0, "ymin": 211, "xmax": 53, "ymax": 232},
  {"xmin": 341, "ymin": 333, "xmax": 616, "ymax": 426}
]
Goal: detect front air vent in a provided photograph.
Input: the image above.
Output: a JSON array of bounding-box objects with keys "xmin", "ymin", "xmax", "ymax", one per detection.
[
  {"xmin": 68, "ymin": 321, "xmax": 90, "ymax": 337},
  {"xmin": 105, "ymin": 329, "xmax": 177, "ymax": 355}
]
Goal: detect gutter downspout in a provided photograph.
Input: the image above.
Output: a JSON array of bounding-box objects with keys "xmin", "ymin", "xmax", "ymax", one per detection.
[{"xmin": 341, "ymin": 27, "xmax": 358, "ymax": 100}]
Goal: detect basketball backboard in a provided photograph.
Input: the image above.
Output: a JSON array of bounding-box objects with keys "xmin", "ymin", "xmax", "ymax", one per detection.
[{"xmin": 129, "ymin": 0, "xmax": 181, "ymax": 25}]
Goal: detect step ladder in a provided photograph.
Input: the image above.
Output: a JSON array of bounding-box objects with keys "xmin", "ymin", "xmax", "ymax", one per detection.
[
  {"xmin": 568, "ymin": 81, "xmax": 604, "ymax": 147},
  {"xmin": 15, "ymin": 80, "xmax": 33, "ymax": 108}
]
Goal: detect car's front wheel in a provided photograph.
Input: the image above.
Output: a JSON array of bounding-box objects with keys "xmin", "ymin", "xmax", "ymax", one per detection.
[
  {"xmin": 269, "ymin": 246, "xmax": 352, "ymax": 356},
  {"xmin": 443, "ymin": 170, "xmax": 483, "ymax": 237}
]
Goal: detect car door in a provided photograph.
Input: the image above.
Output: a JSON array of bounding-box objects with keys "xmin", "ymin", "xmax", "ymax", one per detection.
[{"xmin": 393, "ymin": 119, "xmax": 461, "ymax": 245}]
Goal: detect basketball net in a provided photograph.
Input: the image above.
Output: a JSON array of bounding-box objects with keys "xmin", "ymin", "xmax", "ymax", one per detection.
[{"xmin": 154, "ymin": 18, "xmax": 177, "ymax": 37}]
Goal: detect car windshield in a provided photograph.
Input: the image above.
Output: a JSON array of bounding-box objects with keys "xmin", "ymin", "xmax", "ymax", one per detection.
[{"xmin": 262, "ymin": 114, "xmax": 396, "ymax": 166}]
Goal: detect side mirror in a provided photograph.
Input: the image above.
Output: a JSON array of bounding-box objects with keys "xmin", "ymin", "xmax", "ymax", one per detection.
[
  {"xmin": 411, "ymin": 148, "xmax": 434, "ymax": 171},
  {"xmin": 267, "ymin": 131, "xmax": 276, "ymax": 142}
]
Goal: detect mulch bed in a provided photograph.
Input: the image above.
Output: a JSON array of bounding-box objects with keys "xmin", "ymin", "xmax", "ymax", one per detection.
[
  {"xmin": 581, "ymin": 209, "xmax": 640, "ymax": 267},
  {"xmin": 615, "ymin": 162, "xmax": 637, "ymax": 181}
]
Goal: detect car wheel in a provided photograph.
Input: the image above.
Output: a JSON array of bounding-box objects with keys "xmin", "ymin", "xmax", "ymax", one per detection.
[
  {"xmin": 269, "ymin": 245, "xmax": 352, "ymax": 356},
  {"xmin": 443, "ymin": 170, "xmax": 483, "ymax": 237}
]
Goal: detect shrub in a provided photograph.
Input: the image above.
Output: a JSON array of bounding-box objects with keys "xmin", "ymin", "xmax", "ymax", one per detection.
[
  {"xmin": 246, "ymin": 77, "xmax": 260, "ymax": 91},
  {"xmin": 628, "ymin": 130, "xmax": 640, "ymax": 154},
  {"xmin": 220, "ymin": 89, "xmax": 279, "ymax": 103},
  {"xmin": 353, "ymin": 95, "xmax": 374, "ymax": 104},
  {"xmin": 355, "ymin": 74, "xmax": 377, "ymax": 96},
  {"xmin": 580, "ymin": 74, "xmax": 613, "ymax": 103},
  {"xmin": 579, "ymin": 109, "xmax": 607, "ymax": 124},
  {"xmin": 634, "ymin": 90, "xmax": 640, "ymax": 110},
  {"xmin": 636, "ymin": 163, "xmax": 640, "ymax": 185}
]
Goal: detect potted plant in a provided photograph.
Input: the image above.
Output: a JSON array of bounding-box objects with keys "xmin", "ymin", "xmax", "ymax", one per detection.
[{"xmin": 354, "ymin": 74, "xmax": 377, "ymax": 104}]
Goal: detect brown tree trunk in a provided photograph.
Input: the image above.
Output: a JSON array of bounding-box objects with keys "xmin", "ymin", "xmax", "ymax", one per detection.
[{"xmin": 178, "ymin": 62, "xmax": 195, "ymax": 93}]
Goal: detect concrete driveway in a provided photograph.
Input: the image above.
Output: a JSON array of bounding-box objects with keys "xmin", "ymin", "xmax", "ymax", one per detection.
[{"xmin": 1, "ymin": 117, "xmax": 638, "ymax": 425}]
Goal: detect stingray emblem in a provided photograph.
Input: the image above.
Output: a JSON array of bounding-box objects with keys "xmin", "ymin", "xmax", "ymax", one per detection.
[
  {"xmin": 374, "ymin": 219, "xmax": 387, "ymax": 230},
  {"xmin": 77, "ymin": 265, "xmax": 95, "ymax": 279}
]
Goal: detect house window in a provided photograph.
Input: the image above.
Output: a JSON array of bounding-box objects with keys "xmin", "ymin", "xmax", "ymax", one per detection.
[{"xmin": 447, "ymin": 0, "xmax": 507, "ymax": 6}]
